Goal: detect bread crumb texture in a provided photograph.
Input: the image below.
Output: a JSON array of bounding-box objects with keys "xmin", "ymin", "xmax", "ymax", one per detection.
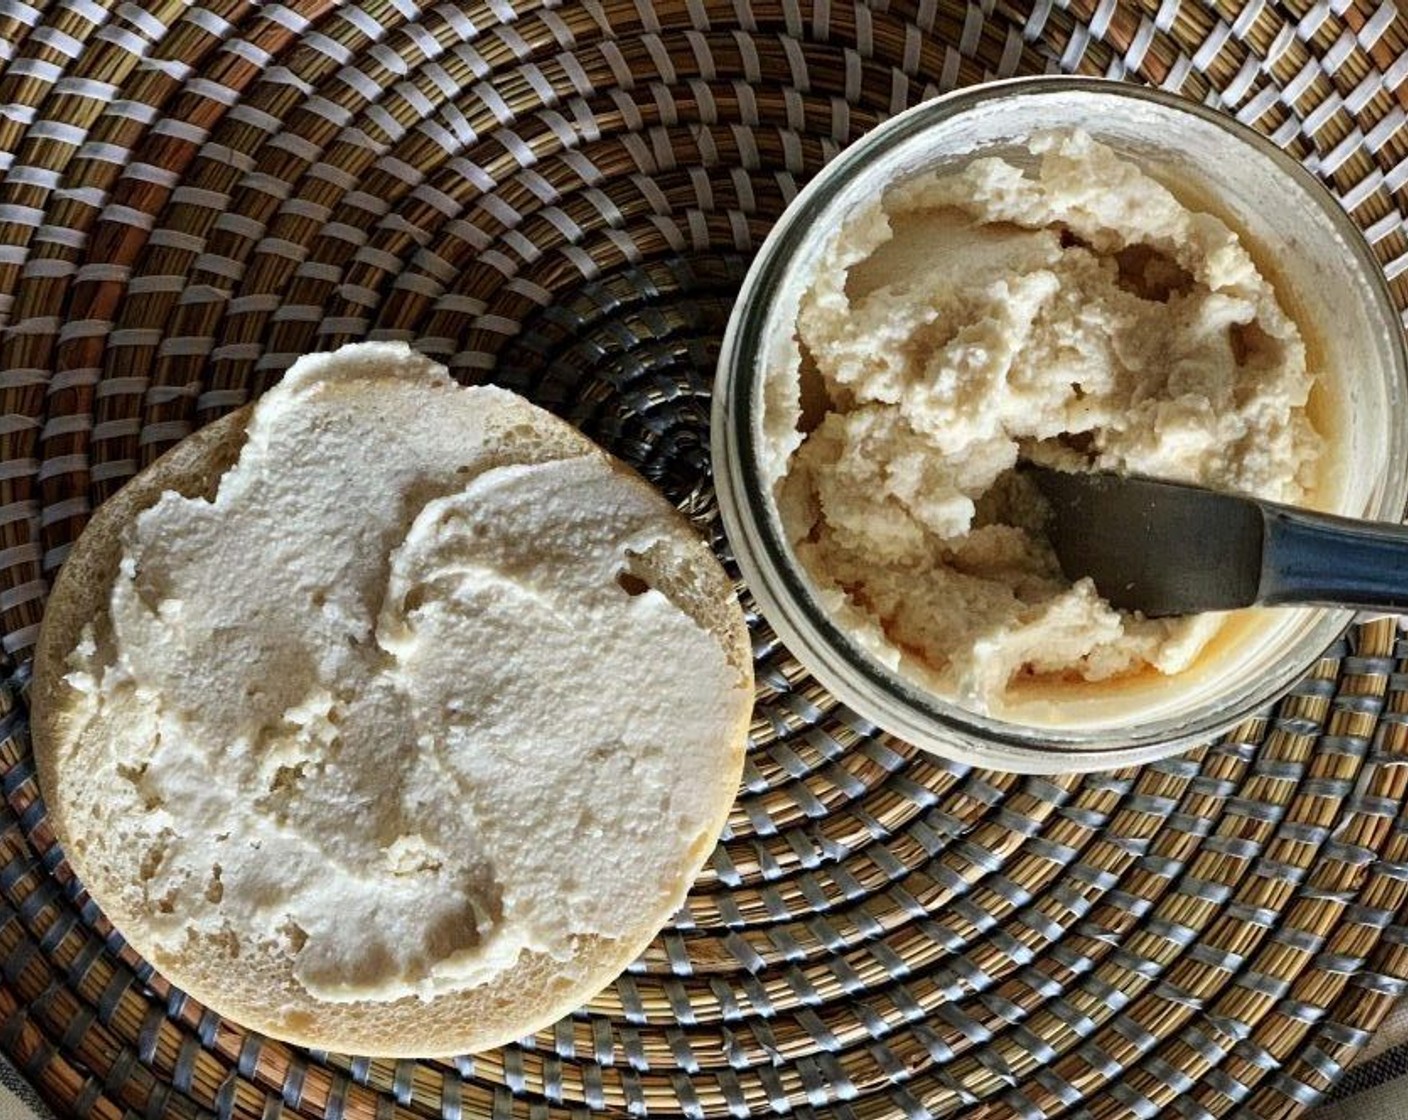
[
  {"xmin": 765, "ymin": 130, "xmax": 1322, "ymax": 709},
  {"xmin": 57, "ymin": 342, "xmax": 750, "ymax": 1008}
]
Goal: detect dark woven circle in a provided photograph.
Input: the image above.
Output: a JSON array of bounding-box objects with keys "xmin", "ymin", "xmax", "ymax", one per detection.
[{"xmin": 0, "ymin": 1, "xmax": 1407, "ymax": 1118}]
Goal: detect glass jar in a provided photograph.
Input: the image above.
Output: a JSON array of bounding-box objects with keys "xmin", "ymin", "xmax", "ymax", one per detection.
[{"xmin": 712, "ymin": 77, "xmax": 1408, "ymax": 774}]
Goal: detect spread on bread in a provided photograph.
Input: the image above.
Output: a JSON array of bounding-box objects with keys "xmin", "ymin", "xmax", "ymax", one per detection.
[{"xmin": 37, "ymin": 343, "xmax": 752, "ymax": 1053}]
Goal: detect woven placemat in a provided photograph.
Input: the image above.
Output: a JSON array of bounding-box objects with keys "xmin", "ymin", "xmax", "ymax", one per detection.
[{"xmin": 0, "ymin": 1, "xmax": 1407, "ymax": 1118}]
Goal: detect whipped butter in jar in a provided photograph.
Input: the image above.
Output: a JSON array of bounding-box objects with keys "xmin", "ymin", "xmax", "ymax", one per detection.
[{"xmin": 713, "ymin": 79, "xmax": 1408, "ymax": 774}]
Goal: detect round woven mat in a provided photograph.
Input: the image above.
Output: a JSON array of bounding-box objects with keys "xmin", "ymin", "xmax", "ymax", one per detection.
[{"xmin": 0, "ymin": 1, "xmax": 1407, "ymax": 1118}]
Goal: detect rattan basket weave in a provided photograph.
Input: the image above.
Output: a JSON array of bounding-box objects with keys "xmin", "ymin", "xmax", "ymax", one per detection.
[{"xmin": 1, "ymin": 1, "xmax": 1408, "ymax": 1118}]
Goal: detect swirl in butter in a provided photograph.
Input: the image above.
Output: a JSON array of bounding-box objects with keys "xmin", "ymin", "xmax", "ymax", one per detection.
[{"xmin": 764, "ymin": 131, "xmax": 1323, "ymax": 711}]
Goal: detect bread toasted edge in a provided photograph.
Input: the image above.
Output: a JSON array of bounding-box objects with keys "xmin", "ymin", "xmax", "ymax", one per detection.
[{"xmin": 30, "ymin": 398, "xmax": 752, "ymax": 1057}]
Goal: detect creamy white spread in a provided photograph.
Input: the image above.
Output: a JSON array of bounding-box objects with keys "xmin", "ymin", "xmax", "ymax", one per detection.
[
  {"xmin": 764, "ymin": 131, "xmax": 1322, "ymax": 711},
  {"xmin": 62, "ymin": 343, "xmax": 749, "ymax": 1002}
]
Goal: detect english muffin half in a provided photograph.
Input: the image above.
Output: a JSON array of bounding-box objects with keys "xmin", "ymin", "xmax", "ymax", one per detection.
[{"xmin": 32, "ymin": 342, "xmax": 752, "ymax": 1056}]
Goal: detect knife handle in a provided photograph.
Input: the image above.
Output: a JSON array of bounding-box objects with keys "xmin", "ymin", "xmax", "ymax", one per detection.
[{"xmin": 1260, "ymin": 504, "xmax": 1408, "ymax": 612}]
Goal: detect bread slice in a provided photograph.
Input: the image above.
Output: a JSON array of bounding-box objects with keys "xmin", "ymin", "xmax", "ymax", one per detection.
[{"xmin": 32, "ymin": 343, "xmax": 752, "ymax": 1057}]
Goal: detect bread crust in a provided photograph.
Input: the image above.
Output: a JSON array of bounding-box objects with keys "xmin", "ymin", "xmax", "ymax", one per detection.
[{"xmin": 31, "ymin": 399, "xmax": 751, "ymax": 1057}]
